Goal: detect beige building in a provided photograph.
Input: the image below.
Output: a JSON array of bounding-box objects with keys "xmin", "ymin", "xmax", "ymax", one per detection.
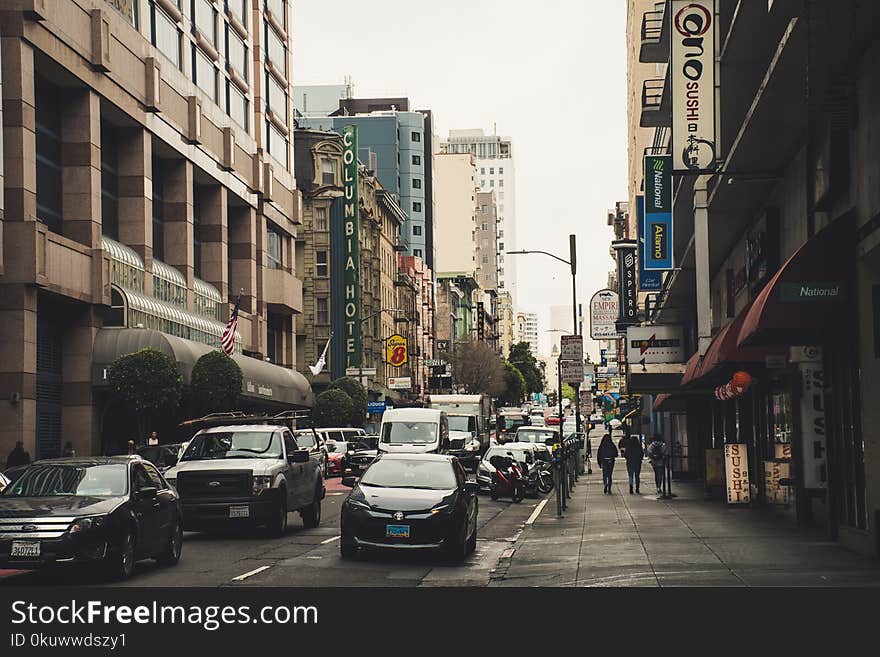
[
  {"xmin": 497, "ymin": 291, "xmax": 515, "ymax": 357},
  {"xmin": 433, "ymin": 152, "xmax": 477, "ymax": 275},
  {"xmin": 0, "ymin": 0, "xmax": 309, "ymax": 460}
]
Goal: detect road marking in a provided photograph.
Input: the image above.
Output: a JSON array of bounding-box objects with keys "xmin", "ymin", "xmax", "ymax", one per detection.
[
  {"xmin": 231, "ymin": 565, "xmax": 271, "ymax": 581},
  {"xmin": 321, "ymin": 535, "xmax": 341, "ymax": 544},
  {"xmin": 525, "ymin": 499, "xmax": 549, "ymax": 526}
]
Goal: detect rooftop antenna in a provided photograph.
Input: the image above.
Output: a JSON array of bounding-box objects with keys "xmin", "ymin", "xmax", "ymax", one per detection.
[{"xmin": 493, "ymin": 121, "xmax": 497, "ymax": 136}]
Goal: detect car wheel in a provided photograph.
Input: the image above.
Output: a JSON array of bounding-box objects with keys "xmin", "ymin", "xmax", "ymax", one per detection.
[
  {"xmin": 513, "ymin": 487, "xmax": 524, "ymax": 503},
  {"xmin": 156, "ymin": 519, "xmax": 183, "ymax": 566},
  {"xmin": 267, "ymin": 494, "xmax": 288, "ymax": 537},
  {"xmin": 339, "ymin": 533, "xmax": 358, "ymax": 560},
  {"xmin": 300, "ymin": 485, "xmax": 322, "ymax": 528},
  {"xmin": 466, "ymin": 518, "xmax": 477, "ymax": 554},
  {"xmin": 104, "ymin": 529, "xmax": 135, "ymax": 581},
  {"xmin": 444, "ymin": 523, "xmax": 468, "ymax": 564}
]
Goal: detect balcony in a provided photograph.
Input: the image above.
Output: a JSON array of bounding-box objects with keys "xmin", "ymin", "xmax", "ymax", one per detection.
[
  {"xmin": 640, "ymin": 72, "xmax": 670, "ymax": 128},
  {"xmin": 640, "ymin": 8, "xmax": 668, "ymax": 63},
  {"xmin": 263, "ymin": 268, "xmax": 303, "ymax": 315}
]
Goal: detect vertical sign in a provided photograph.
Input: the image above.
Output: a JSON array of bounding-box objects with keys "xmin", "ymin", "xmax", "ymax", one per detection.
[
  {"xmin": 612, "ymin": 240, "xmax": 639, "ymax": 330},
  {"xmin": 671, "ymin": 0, "xmax": 717, "ymax": 173},
  {"xmin": 477, "ymin": 302, "xmax": 485, "ymax": 340},
  {"xmin": 724, "ymin": 443, "xmax": 751, "ymax": 504},
  {"xmin": 795, "ymin": 346, "xmax": 827, "ymax": 489},
  {"xmin": 637, "ymin": 195, "xmax": 663, "ymax": 290},
  {"xmin": 342, "ymin": 125, "xmax": 361, "ymax": 368},
  {"xmin": 643, "ymin": 155, "xmax": 674, "ymax": 271}
]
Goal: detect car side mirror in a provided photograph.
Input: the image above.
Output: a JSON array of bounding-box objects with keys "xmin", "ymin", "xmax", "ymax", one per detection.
[
  {"xmin": 136, "ymin": 486, "xmax": 158, "ymax": 499},
  {"xmin": 289, "ymin": 449, "xmax": 309, "ymax": 463},
  {"xmin": 341, "ymin": 476, "xmax": 358, "ymax": 488}
]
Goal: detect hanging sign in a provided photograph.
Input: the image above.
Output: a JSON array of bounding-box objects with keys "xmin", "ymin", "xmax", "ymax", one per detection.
[
  {"xmin": 342, "ymin": 125, "xmax": 361, "ymax": 367},
  {"xmin": 798, "ymin": 347, "xmax": 827, "ymax": 489},
  {"xmin": 637, "ymin": 195, "xmax": 663, "ymax": 290},
  {"xmin": 612, "ymin": 240, "xmax": 639, "ymax": 330},
  {"xmin": 671, "ymin": 0, "xmax": 717, "ymax": 173},
  {"xmin": 724, "ymin": 443, "xmax": 751, "ymax": 504},
  {"xmin": 589, "ymin": 290, "xmax": 619, "ymax": 340},
  {"xmin": 643, "ymin": 155, "xmax": 673, "ymax": 270},
  {"xmin": 386, "ymin": 334, "xmax": 408, "ymax": 367}
]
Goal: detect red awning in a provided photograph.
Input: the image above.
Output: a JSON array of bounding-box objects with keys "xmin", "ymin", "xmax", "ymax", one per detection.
[
  {"xmin": 680, "ymin": 351, "xmax": 702, "ymax": 386},
  {"xmin": 694, "ymin": 304, "xmax": 785, "ymax": 382},
  {"xmin": 738, "ymin": 217, "xmax": 853, "ymax": 347}
]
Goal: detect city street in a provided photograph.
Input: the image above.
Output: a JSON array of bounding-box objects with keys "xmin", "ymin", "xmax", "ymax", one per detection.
[{"xmin": 0, "ymin": 476, "xmax": 547, "ymax": 588}]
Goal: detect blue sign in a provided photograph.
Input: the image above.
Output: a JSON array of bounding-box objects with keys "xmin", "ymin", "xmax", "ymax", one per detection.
[
  {"xmin": 644, "ymin": 155, "xmax": 674, "ymax": 271},
  {"xmin": 600, "ymin": 349, "xmax": 607, "ymax": 367},
  {"xmin": 637, "ymin": 196, "xmax": 663, "ymax": 290},
  {"xmin": 367, "ymin": 401, "xmax": 387, "ymax": 415}
]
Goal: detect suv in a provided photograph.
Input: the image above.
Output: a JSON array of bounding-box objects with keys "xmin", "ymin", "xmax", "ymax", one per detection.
[{"xmin": 165, "ymin": 419, "xmax": 325, "ymax": 537}]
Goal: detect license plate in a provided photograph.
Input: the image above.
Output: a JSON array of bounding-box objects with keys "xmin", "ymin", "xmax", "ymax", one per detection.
[
  {"xmin": 386, "ymin": 524, "xmax": 410, "ymax": 538},
  {"xmin": 10, "ymin": 540, "xmax": 40, "ymax": 558},
  {"xmin": 229, "ymin": 505, "xmax": 250, "ymax": 519}
]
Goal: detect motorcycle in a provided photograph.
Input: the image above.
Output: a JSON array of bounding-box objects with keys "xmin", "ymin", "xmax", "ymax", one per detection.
[
  {"xmin": 526, "ymin": 458, "xmax": 554, "ymax": 495},
  {"xmin": 489, "ymin": 455, "xmax": 526, "ymax": 503}
]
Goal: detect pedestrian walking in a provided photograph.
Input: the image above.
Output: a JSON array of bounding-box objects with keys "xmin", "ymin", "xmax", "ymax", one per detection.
[
  {"xmin": 62, "ymin": 441, "xmax": 76, "ymax": 457},
  {"xmin": 646, "ymin": 433, "xmax": 668, "ymax": 495},
  {"xmin": 622, "ymin": 434, "xmax": 644, "ymax": 494},
  {"xmin": 127, "ymin": 440, "xmax": 137, "ymax": 455},
  {"xmin": 147, "ymin": 431, "xmax": 159, "ymax": 446},
  {"xmin": 6, "ymin": 440, "xmax": 31, "ymax": 468},
  {"xmin": 596, "ymin": 434, "xmax": 618, "ymax": 494}
]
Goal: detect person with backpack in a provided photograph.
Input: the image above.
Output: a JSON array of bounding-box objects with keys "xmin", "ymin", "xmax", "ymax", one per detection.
[
  {"xmin": 622, "ymin": 434, "xmax": 644, "ymax": 494},
  {"xmin": 596, "ymin": 433, "xmax": 618, "ymax": 494},
  {"xmin": 646, "ymin": 434, "xmax": 668, "ymax": 495}
]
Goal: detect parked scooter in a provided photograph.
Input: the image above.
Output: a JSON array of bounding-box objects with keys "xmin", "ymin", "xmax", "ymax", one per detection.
[
  {"xmin": 525, "ymin": 457, "xmax": 554, "ymax": 495},
  {"xmin": 489, "ymin": 455, "xmax": 526, "ymax": 503}
]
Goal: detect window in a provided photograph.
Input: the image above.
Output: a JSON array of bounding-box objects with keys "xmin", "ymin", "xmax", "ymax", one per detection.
[
  {"xmin": 266, "ymin": 73, "xmax": 286, "ymax": 118},
  {"xmin": 316, "ymin": 250, "xmax": 328, "ymax": 277},
  {"xmin": 489, "ymin": 167, "xmax": 494, "ymax": 174},
  {"xmin": 413, "ymin": 225, "xmax": 422, "ymax": 236},
  {"xmin": 151, "ymin": 4, "xmax": 181, "ymax": 70},
  {"xmin": 101, "ymin": 123, "xmax": 120, "ymax": 240},
  {"xmin": 152, "ymin": 158, "xmax": 165, "ymax": 261},
  {"xmin": 499, "ymin": 167, "xmax": 504, "ymax": 174},
  {"xmin": 482, "ymin": 255, "xmax": 488, "ymax": 264},
  {"xmin": 499, "ymin": 242, "xmax": 504, "ymax": 251},
  {"xmin": 480, "ymin": 168, "xmax": 485, "ymax": 175},
  {"xmin": 226, "ymin": 27, "xmax": 248, "ymax": 82},
  {"xmin": 316, "ymin": 297, "xmax": 329, "ymax": 324},
  {"xmin": 414, "ymin": 249, "xmax": 422, "ymax": 258},
  {"xmin": 193, "ymin": 46, "xmax": 217, "ymax": 101},
  {"xmin": 412, "ymin": 178, "xmax": 421, "ymax": 189},
  {"xmin": 267, "ymin": 0, "xmax": 285, "ymax": 26},
  {"xmin": 315, "ymin": 207, "xmax": 327, "ymax": 230},
  {"xmin": 228, "ymin": 0, "xmax": 247, "ymax": 27},
  {"xmin": 265, "ymin": 20, "xmax": 287, "ymax": 74},
  {"xmin": 35, "ymin": 76, "xmax": 62, "ymax": 233},
  {"xmin": 489, "ymin": 180, "xmax": 494, "ymax": 187},
  {"xmin": 266, "ymin": 121, "xmax": 288, "ymax": 166},
  {"xmin": 411, "ymin": 131, "xmax": 421, "ymax": 142},
  {"xmin": 266, "ymin": 226, "xmax": 283, "ymax": 269},
  {"xmin": 193, "ymin": 0, "xmax": 216, "ymax": 46},
  {"xmin": 321, "ymin": 158, "xmax": 335, "ymax": 185},
  {"xmin": 227, "ymin": 82, "xmax": 248, "ymax": 130},
  {"xmin": 481, "ymin": 205, "xmax": 488, "ymax": 214},
  {"xmin": 499, "ymin": 179, "xmax": 504, "ymax": 187},
  {"xmin": 412, "ymin": 202, "xmax": 422, "ymax": 213},
  {"xmin": 481, "ymin": 180, "xmax": 485, "ymax": 186},
  {"xmin": 499, "ymin": 230, "xmax": 504, "ymax": 238},
  {"xmin": 412, "ymin": 154, "xmax": 421, "ymax": 166}
]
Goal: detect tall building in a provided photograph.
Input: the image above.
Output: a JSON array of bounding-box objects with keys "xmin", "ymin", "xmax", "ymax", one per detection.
[
  {"xmin": 293, "ymin": 81, "xmax": 353, "ymax": 118},
  {"xmin": 516, "ymin": 312, "xmax": 539, "ymax": 356},
  {"xmin": 441, "ymin": 129, "xmax": 517, "ymax": 301},
  {"xmin": 497, "ymin": 291, "xmax": 516, "ymax": 358},
  {"xmin": 433, "ymin": 152, "xmax": 477, "ymax": 274},
  {"xmin": 0, "ymin": 0, "xmax": 310, "ymax": 460}
]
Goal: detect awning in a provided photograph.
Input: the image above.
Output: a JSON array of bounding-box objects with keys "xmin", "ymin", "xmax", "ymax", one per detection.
[
  {"xmin": 694, "ymin": 305, "xmax": 785, "ymax": 383},
  {"xmin": 653, "ymin": 393, "xmax": 689, "ymax": 413},
  {"xmin": 626, "ymin": 362, "xmax": 685, "ymax": 394},
  {"xmin": 92, "ymin": 328, "xmax": 313, "ymax": 408},
  {"xmin": 680, "ymin": 351, "xmax": 703, "ymax": 386},
  {"xmin": 738, "ymin": 217, "xmax": 854, "ymax": 347}
]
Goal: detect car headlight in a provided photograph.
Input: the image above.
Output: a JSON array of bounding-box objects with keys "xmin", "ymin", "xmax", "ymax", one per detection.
[
  {"xmin": 430, "ymin": 504, "xmax": 451, "ymax": 516},
  {"xmin": 252, "ymin": 475, "xmax": 273, "ymax": 495},
  {"xmin": 69, "ymin": 516, "xmax": 107, "ymax": 534}
]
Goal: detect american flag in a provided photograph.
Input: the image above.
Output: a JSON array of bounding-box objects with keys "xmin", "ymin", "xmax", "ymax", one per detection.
[{"xmin": 221, "ymin": 295, "xmax": 241, "ymax": 355}]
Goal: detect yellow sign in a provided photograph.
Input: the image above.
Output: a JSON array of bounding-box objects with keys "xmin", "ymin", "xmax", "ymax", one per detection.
[{"xmin": 386, "ymin": 334, "xmax": 408, "ymax": 367}]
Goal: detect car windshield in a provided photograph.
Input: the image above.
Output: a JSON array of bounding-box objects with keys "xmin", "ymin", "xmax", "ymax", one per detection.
[
  {"xmin": 516, "ymin": 429, "xmax": 556, "ymax": 443},
  {"xmin": 381, "ymin": 422, "xmax": 437, "ymax": 445},
  {"xmin": 181, "ymin": 431, "xmax": 281, "ymax": 460},
  {"xmin": 485, "ymin": 447, "xmax": 529, "ymax": 463},
  {"xmin": 359, "ymin": 459, "xmax": 456, "ymax": 490},
  {"xmin": 502, "ymin": 417, "xmax": 526, "ymax": 430},
  {"xmin": 348, "ymin": 441, "xmax": 373, "ymax": 452},
  {"xmin": 447, "ymin": 416, "xmax": 476, "ymax": 432},
  {"xmin": 326, "ymin": 441, "xmax": 346, "ymax": 454},
  {"xmin": 2, "ymin": 464, "xmax": 127, "ymax": 498}
]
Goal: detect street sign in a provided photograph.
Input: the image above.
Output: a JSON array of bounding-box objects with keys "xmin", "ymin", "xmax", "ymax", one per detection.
[
  {"xmin": 424, "ymin": 359, "xmax": 447, "ymax": 367},
  {"xmin": 388, "ymin": 377, "xmax": 412, "ymax": 390},
  {"xmin": 346, "ymin": 367, "xmax": 377, "ymax": 377},
  {"xmin": 367, "ymin": 401, "xmax": 387, "ymax": 414},
  {"xmin": 559, "ymin": 335, "xmax": 583, "ymax": 363},
  {"xmin": 386, "ymin": 334, "xmax": 408, "ymax": 366},
  {"xmin": 625, "ymin": 325, "xmax": 685, "ymax": 363},
  {"xmin": 590, "ymin": 290, "xmax": 619, "ymax": 339},
  {"xmin": 560, "ymin": 360, "xmax": 583, "ymax": 384},
  {"xmin": 436, "ymin": 340, "xmax": 450, "ymax": 352}
]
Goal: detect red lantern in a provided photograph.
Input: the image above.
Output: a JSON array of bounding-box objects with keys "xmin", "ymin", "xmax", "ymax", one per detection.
[{"xmin": 732, "ymin": 371, "xmax": 752, "ymax": 388}]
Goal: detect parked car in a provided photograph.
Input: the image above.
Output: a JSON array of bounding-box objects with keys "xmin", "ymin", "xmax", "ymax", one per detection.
[
  {"xmin": 0, "ymin": 472, "xmax": 9, "ymax": 494},
  {"xmin": 164, "ymin": 420, "xmax": 324, "ymax": 536},
  {"xmin": 339, "ymin": 453, "xmax": 478, "ymax": 562},
  {"xmin": 0, "ymin": 456, "xmax": 182, "ymax": 580},
  {"xmin": 529, "ymin": 411, "xmax": 546, "ymax": 427},
  {"xmin": 136, "ymin": 443, "xmax": 185, "ymax": 472},
  {"xmin": 513, "ymin": 426, "xmax": 559, "ymax": 460},
  {"xmin": 379, "ymin": 408, "xmax": 449, "ymax": 455},
  {"xmin": 342, "ymin": 440, "xmax": 379, "ymax": 476},
  {"xmin": 292, "ymin": 429, "xmax": 328, "ymax": 477},
  {"xmin": 319, "ymin": 428, "xmax": 367, "ymax": 476},
  {"xmin": 546, "ymin": 415, "xmax": 562, "ymax": 426}
]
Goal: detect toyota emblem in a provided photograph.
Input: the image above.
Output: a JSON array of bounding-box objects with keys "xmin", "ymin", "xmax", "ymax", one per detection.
[
  {"xmin": 393, "ymin": 511, "xmax": 404, "ymax": 521},
  {"xmin": 208, "ymin": 481, "xmax": 221, "ymax": 487},
  {"xmin": 22, "ymin": 524, "xmax": 37, "ymax": 532}
]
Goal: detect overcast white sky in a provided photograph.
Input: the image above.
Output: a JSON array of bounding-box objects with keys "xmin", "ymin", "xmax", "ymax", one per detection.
[{"xmin": 293, "ymin": 0, "xmax": 627, "ymax": 360}]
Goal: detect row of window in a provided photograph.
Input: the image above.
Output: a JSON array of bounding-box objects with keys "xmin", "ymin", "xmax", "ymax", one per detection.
[
  {"xmin": 480, "ymin": 179, "xmax": 504, "ymax": 187},
  {"xmin": 480, "ymin": 167, "xmax": 504, "ymax": 175}
]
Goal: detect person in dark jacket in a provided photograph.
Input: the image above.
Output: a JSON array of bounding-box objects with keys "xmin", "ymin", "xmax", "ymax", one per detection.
[
  {"xmin": 596, "ymin": 434, "xmax": 618, "ymax": 494},
  {"xmin": 621, "ymin": 434, "xmax": 644, "ymax": 494},
  {"xmin": 646, "ymin": 434, "xmax": 668, "ymax": 495},
  {"xmin": 6, "ymin": 441, "xmax": 31, "ymax": 468}
]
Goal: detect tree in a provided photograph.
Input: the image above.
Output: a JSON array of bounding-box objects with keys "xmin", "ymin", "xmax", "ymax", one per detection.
[
  {"xmin": 329, "ymin": 376, "xmax": 368, "ymax": 427},
  {"xmin": 500, "ymin": 362, "xmax": 526, "ymax": 405},
  {"xmin": 561, "ymin": 382, "xmax": 576, "ymax": 402},
  {"xmin": 190, "ymin": 351, "xmax": 243, "ymax": 415},
  {"xmin": 450, "ymin": 340, "xmax": 505, "ymax": 396},
  {"xmin": 313, "ymin": 389, "xmax": 354, "ymax": 428},
  {"xmin": 108, "ymin": 347, "xmax": 182, "ymax": 440},
  {"xmin": 508, "ymin": 342, "xmax": 546, "ymax": 395}
]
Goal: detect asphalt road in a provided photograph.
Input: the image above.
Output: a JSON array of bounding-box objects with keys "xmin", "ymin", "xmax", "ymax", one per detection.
[{"xmin": 0, "ymin": 476, "xmax": 553, "ymax": 588}]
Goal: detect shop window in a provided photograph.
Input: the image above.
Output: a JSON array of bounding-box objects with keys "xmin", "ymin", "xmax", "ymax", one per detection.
[{"xmin": 35, "ymin": 76, "xmax": 62, "ymax": 234}]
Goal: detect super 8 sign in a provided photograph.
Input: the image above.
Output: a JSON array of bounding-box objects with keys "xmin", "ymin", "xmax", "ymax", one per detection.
[{"xmin": 386, "ymin": 334, "xmax": 408, "ymax": 367}]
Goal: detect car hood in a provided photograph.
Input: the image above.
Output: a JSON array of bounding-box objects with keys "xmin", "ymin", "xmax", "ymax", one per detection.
[
  {"xmin": 448, "ymin": 430, "xmax": 471, "ymax": 439},
  {"xmin": 166, "ymin": 458, "xmax": 281, "ymax": 477},
  {"xmin": 378, "ymin": 443, "xmax": 437, "ymax": 454},
  {"xmin": 349, "ymin": 450, "xmax": 378, "ymax": 458},
  {"xmin": 0, "ymin": 496, "xmax": 123, "ymax": 517},
  {"xmin": 357, "ymin": 485, "xmax": 456, "ymax": 511}
]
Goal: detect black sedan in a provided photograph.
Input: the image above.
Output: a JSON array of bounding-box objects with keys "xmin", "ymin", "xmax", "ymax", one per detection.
[
  {"xmin": 339, "ymin": 453, "xmax": 478, "ymax": 563},
  {"xmin": 0, "ymin": 456, "xmax": 182, "ymax": 580}
]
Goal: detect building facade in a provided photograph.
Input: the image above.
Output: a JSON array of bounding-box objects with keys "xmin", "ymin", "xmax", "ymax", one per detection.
[
  {"xmin": 0, "ymin": 0, "xmax": 310, "ymax": 461},
  {"xmin": 433, "ymin": 152, "xmax": 477, "ymax": 274},
  {"xmin": 397, "ymin": 255, "xmax": 434, "ymax": 398},
  {"xmin": 516, "ymin": 311, "xmax": 539, "ymax": 355}
]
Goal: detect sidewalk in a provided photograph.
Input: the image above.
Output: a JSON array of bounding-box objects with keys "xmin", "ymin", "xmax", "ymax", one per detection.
[{"xmin": 490, "ymin": 459, "xmax": 880, "ymax": 587}]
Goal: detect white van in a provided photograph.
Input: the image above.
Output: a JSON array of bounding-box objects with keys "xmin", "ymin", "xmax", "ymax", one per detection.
[{"xmin": 378, "ymin": 408, "xmax": 449, "ymax": 454}]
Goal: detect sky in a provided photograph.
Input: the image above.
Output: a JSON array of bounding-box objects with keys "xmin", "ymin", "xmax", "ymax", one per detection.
[{"xmin": 292, "ymin": 0, "xmax": 628, "ymax": 360}]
